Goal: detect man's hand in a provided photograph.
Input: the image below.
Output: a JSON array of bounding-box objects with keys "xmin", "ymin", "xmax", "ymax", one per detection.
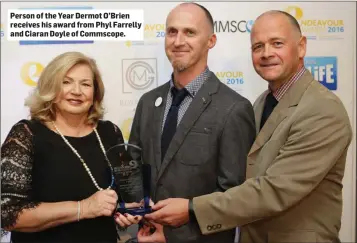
[
  {"xmin": 137, "ymin": 220, "xmax": 166, "ymax": 243},
  {"xmin": 144, "ymin": 198, "xmax": 189, "ymax": 227}
]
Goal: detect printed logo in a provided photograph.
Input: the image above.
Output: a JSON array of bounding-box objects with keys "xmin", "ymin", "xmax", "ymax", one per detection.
[
  {"xmin": 285, "ymin": 6, "xmax": 303, "ymax": 20},
  {"xmin": 214, "ymin": 20, "xmax": 254, "ymax": 33},
  {"xmin": 284, "ymin": 6, "xmax": 345, "ymax": 40},
  {"xmin": 125, "ymin": 23, "xmax": 165, "ymax": 47},
  {"xmin": 144, "ymin": 23, "xmax": 165, "ymax": 38},
  {"xmin": 216, "ymin": 70, "xmax": 244, "ymax": 92},
  {"xmin": 21, "ymin": 62, "xmax": 44, "ymax": 86},
  {"xmin": 304, "ymin": 57, "xmax": 337, "ymax": 90},
  {"xmin": 122, "ymin": 58, "xmax": 158, "ymax": 93}
]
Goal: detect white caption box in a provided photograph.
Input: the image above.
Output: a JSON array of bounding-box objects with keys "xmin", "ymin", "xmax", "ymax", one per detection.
[{"xmin": 7, "ymin": 9, "xmax": 144, "ymax": 41}]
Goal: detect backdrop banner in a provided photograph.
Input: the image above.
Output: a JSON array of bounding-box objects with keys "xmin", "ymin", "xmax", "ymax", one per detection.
[{"xmin": 1, "ymin": 2, "xmax": 355, "ymax": 242}]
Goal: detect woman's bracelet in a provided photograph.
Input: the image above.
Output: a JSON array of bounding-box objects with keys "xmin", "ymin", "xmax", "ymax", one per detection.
[{"xmin": 77, "ymin": 201, "xmax": 81, "ymax": 221}]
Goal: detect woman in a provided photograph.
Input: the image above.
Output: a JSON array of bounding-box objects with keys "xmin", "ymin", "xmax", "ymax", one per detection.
[{"xmin": 1, "ymin": 51, "xmax": 138, "ymax": 242}]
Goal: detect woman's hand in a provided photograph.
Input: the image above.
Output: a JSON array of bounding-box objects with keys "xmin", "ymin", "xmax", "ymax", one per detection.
[
  {"xmin": 114, "ymin": 212, "xmax": 142, "ymax": 228},
  {"xmin": 114, "ymin": 199, "xmax": 155, "ymax": 228},
  {"xmin": 114, "ymin": 202, "xmax": 143, "ymax": 227},
  {"xmin": 81, "ymin": 189, "xmax": 118, "ymax": 219}
]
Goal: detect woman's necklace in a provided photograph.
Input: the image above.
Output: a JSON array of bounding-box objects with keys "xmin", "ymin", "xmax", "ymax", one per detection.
[{"xmin": 52, "ymin": 121, "xmax": 114, "ymax": 191}]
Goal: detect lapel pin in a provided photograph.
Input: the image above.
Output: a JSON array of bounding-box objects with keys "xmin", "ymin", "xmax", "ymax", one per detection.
[
  {"xmin": 202, "ymin": 97, "xmax": 207, "ymax": 104},
  {"xmin": 155, "ymin": 97, "xmax": 163, "ymax": 107}
]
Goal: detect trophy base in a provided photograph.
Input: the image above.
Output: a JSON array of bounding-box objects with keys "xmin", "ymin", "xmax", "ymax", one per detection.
[{"xmin": 116, "ymin": 206, "xmax": 153, "ymax": 216}]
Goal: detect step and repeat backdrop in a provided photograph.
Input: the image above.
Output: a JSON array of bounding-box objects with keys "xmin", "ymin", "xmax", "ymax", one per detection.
[{"xmin": 1, "ymin": 1, "xmax": 356, "ymax": 242}]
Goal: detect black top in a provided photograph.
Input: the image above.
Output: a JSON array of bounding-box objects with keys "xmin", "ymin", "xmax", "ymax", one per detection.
[{"xmin": 1, "ymin": 119, "xmax": 124, "ymax": 242}]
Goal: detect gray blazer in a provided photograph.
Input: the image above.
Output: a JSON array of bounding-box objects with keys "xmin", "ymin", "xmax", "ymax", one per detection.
[{"xmin": 129, "ymin": 71, "xmax": 256, "ymax": 243}]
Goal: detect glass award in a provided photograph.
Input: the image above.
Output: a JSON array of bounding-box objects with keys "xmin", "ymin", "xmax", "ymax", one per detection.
[{"xmin": 106, "ymin": 143, "xmax": 152, "ymax": 216}]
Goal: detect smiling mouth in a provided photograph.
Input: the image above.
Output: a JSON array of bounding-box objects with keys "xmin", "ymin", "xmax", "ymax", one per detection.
[
  {"xmin": 173, "ymin": 51, "xmax": 189, "ymax": 57},
  {"xmin": 260, "ymin": 64, "xmax": 278, "ymax": 67},
  {"xmin": 173, "ymin": 50, "xmax": 189, "ymax": 53},
  {"xmin": 67, "ymin": 99, "xmax": 83, "ymax": 105}
]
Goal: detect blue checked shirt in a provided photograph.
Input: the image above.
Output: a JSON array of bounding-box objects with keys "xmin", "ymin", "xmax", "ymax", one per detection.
[{"xmin": 161, "ymin": 67, "xmax": 210, "ymax": 132}]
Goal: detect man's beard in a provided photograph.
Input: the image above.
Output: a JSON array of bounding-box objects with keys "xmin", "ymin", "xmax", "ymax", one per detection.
[{"xmin": 172, "ymin": 60, "xmax": 188, "ymax": 72}]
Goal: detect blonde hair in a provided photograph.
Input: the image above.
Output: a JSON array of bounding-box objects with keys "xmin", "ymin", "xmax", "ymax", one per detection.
[{"xmin": 25, "ymin": 51, "xmax": 105, "ymax": 125}]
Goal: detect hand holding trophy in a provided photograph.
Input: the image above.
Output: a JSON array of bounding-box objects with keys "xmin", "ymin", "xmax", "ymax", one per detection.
[{"xmin": 106, "ymin": 143, "xmax": 152, "ymax": 216}]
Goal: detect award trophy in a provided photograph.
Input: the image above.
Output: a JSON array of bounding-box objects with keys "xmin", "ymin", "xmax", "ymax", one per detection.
[{"xmin": 106, "ymin": 143, "xmax": 152, "ymax": 216}]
